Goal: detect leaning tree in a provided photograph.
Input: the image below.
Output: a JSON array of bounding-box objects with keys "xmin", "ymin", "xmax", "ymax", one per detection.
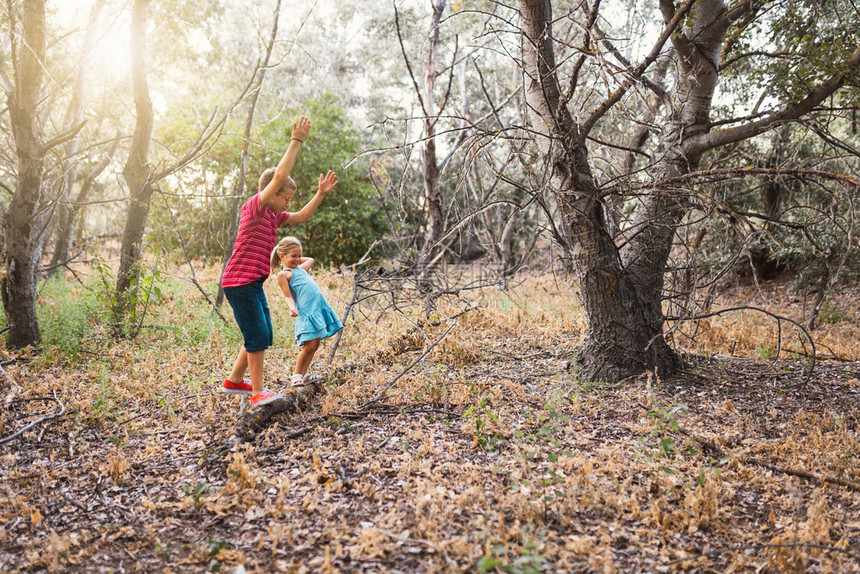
[{"xmin": 515, "ymin": 0, "xmax": 860, "ymax": 381}]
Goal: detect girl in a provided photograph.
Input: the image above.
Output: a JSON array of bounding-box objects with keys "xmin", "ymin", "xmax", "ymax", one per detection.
[{"xmin": 271, "ymin": 236, "xmax": 343, "ymax": 386}]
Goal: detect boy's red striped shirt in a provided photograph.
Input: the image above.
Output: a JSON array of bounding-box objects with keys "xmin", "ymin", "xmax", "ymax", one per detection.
[{"xmin": 222, "ymin": 194, "xmax": 289, "ymax": 288}]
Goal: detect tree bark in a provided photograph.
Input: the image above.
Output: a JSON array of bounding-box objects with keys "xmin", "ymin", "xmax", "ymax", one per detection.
[
  {"xmin": 519, "ymin": 0, "xmax": 682, "ymax": 381},
  {"xmin": 415, "ymin": 1, "xmax": 446, "ymax": 290},
  {"xmin": 114, "ymin": 0, "xmax": 154, "ymax": 327},
  {"xmin": 422, "ymin": 1, "xmax": 445, "ymax": 254},
  {"xmin": 2, "ymin": 0, "xmax": 47, "ymax": 348}
]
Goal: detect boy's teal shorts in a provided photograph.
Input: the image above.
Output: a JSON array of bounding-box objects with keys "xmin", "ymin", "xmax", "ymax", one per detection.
[{"xmin": 223, "ymin": 278, "xmax": 273, "ymax": 352}]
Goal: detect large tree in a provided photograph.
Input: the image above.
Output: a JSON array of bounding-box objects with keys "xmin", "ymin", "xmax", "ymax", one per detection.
[
  {"xmin": 2, "ymin": 0, "xmax": 48, "ymax": 347},
  {"xmin": 516, "ymin": 0, "xmax": 860, "ymax": 381},
  {"xmin": 113, "ymin": 0, "xmax": 155, "ymax": 328}
]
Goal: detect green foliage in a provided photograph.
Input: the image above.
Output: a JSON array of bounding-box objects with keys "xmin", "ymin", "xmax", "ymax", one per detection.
[
  {"xmin": 203, "ymin": 538, "xmax": 229, "ymax": 572},
  {"xmin": 36, "ymin": 277, "xmax": 100, "ymax": 360},
  {"xmin": 512, "ymin": 406, "xmax": 571, "ymax": 521},
  {"xmin": 255, "ymin": 93, "xmax": 391, "ymax": 266},
  {"xmin": 644, "ymin": 396, "xmax": 729, "ymax": 487},
  {"xmin": 817, "ymin": 302, "xmax": 849, "ymax": 325},
  {"xmin": 91, "ymin": 256, "xmax": 164, "ymax": 338},
  {"xmin": 477, "ymin": 548, "xmax": 546, "ymax": 573},
  {"xmin": 156, "ymin": 540, "xmax": 171, "ymax": 562},
  {"xmin": 645, "ymin": 398, "xmax": 688, "ymax": 460},
  {"xmin": 464, "ymin": 397, "xmax": 502, "ymax": 450},
  {"xmin": 181, "ymin": 481, "xmax": 211, "ymax": 512},
  {"xmin": 720, "ymin": 0, "xmax": 859, "ymax": 106}
]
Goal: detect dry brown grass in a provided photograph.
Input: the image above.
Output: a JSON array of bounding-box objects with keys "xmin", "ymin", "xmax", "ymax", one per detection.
[
  {"xmin": 679, "ymin": 281, "xmax": 860, "ymax": 361},
  {"xmin": 0, "ymin": 263, "xmax": 858, "ymax": 572}
]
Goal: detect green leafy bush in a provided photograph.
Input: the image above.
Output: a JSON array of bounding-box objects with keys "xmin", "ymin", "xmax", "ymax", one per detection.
[
  {"xmin": 37, "ymin": 277, "xmax": 100, "ymax": 359},
  {"xmin": 254, "ymin": 93, "xmax": 391, "ymax": 266},
  {"xmin": 148, "ymin": 93, "xmax": 390, "ymax": 267}
]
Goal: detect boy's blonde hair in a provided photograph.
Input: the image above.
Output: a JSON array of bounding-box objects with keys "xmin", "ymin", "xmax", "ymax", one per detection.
[
  {"xmin": 258, "ymin": 167, "xmax": 297, "ymax": 194},
  {"xmin": 270, "ymin": 236, "xmax": 302, "ymax": 274}
]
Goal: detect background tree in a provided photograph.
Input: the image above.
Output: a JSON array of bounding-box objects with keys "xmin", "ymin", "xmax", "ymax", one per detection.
[
  {"xmin": 215, "ymin": 0, "xmax": 282, "ymax": 308},
  {"xmin": 46, "ymin": 0, "xmax": 109, "ymax": 278},
  {"xmin": 112, "ymin": 0, "xmax": 155, "ymax": 329},
  {"xmin": 2, "ymin": 0, "xmax": 50, "ymax": 347}
]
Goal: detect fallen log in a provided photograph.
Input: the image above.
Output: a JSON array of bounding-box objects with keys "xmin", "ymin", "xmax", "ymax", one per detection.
[{"xmin": 227, "ymin": 382, "xmax": 320, "ymax": 445}]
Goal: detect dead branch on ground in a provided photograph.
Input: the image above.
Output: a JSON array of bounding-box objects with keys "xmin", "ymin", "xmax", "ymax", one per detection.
[
  {"xmin": 642, "ymin": 402, "xmax": 860, "ymax": 493},
  {"xmin": 1, "ymin": 392, "xmax": 66, "ymax": 446}
]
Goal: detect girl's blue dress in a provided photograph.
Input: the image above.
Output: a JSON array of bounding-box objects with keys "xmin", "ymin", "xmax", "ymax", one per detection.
[{"xmin": 289, "ymin": 267, "xmax": 343, "ymax": 345}]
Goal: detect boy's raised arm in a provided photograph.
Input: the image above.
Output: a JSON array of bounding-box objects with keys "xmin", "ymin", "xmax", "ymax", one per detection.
[
  {"xmin": 260, "ymin": 116, "xmax": 311, "ymax": 208},
  {"xmin": 288, "ymin": 171, "xmax": 338, "ymax": 223}
]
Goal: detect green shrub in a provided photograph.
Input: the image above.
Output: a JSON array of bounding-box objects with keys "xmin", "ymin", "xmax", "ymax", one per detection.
[{"xmin": 37, "ymin": 277, "xmax": 100, "ymax": 359}]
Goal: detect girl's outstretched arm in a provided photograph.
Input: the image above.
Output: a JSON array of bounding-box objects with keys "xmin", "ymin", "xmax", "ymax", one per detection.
[{"xmin": 277, "ymin": 270, "xmax": 299, "ymax": 317}]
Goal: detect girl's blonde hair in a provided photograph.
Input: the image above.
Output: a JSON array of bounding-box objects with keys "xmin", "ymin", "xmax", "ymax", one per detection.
[{"xmin": 270, "ymin": 236, "xmax": 302, "ymax": 274}]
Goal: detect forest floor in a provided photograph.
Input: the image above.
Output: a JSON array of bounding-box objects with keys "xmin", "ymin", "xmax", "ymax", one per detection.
[{"xmin": 1, "ymin": 269, "xmax": 859, "ymax": 573}]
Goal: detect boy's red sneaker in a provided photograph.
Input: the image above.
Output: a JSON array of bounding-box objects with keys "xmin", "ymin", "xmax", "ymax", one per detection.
[
  {"xmin": 249, "ymin": 388, "xmax": 283, "ymax": 407},
  {"xmin": 222, "ymin": 378, "xmax": 252, "ymax": 395}
]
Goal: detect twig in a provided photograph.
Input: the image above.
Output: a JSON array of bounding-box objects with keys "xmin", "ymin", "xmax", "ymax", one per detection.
[
  {"xmin": 360, "ymin": 320, "xmax": 459, "ymax": 410},
  {"xmin": 7, "ymin": 455, "xmax": 86, "ymax": 481},
  {"xmin": 377, "ymin": 528, "xmax": 457, "ymax": 566},
  {"xmin": 326, "ymin": 245, "xmax": 378, "ymax": 366},
  {"xmin": 157, "ymin": 187, "xmax": 228, "ymax": 323},
  {"xmin": 666, "ymin": 305, "xmax": 816, "ymax": 385},
  {"xmin": 116, "ymin": 412, "xmax": 147, "ymax": 427},
  {"xmin": 1, "ymin": 364, "xmax": 21, "ymax": 405},
  {"xmin": 257, "ymin": 426, "xmax": 314, "ymax": 451},
  {"xmin": 641, "ymin": 402, "xmax": 860, "ymax": 492},
  {"xmin": 0, "ymin": 392, "xmax": 67, "ymax": 446}
]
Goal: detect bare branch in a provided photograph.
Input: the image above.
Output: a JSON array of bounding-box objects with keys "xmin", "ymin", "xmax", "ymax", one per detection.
[
  {"xmin": 40, "ymin": 119, "xmax": 87, "ymax": 154},
  {"xmin": 688, "ymin": 44, "xmax": 860, "ymax": 154},
  {"xmin": 394, "ymin": 0, "xmax": 428, "ymax": 118},
  {"xmin": 581, "ymin": 0, "xmax": 698, "ymax": 137},
  {"xmin": 0, "ymin": 393, "xmax": 66, "ymax": 446}
]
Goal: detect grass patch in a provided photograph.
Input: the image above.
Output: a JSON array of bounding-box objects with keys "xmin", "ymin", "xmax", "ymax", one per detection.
[{"xmin": 37, "ymin": 276, "xmax": 101, "ymax": 361}]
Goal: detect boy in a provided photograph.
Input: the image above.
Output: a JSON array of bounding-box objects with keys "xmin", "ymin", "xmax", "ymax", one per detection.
[{"xmin": 221, "ymin": 115, "xmax": 338, "ymax": 407}]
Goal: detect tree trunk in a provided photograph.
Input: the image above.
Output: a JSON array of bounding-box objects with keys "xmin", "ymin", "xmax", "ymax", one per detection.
[
  {"xmin": 216, "ymin": 0, "xmax": 282, "ymax": 309},
  {"xmin": 421, "ymin": 1, "xmax": 446, "ymax": 255},
  {"xmin": 49, "ymin": 146, "xmax": 115, "ymax": 276},
  {"xmin": 2, "ymin": 0, "xmax": 47, "ymax": 348},
  {"xmin": 518, "ymin": 0, "xmax": 859, "ymax": 380},
  {"xmin": 413, "ymin": 1, "xmax": 447, "ymax": 291},
  {"xmin": 48, "ymin": 0, "xmax": 106, "ymax": 278},
  {"xmin": 617, "ymin": 0, "xmax": 730, "ymax": 367},
  {"xmin": 519, "ymin": 0, "xmax": 682, "ymax": 381},
  {"xmin": 114, "ymin": 0, "xmax": 154, "ymax": 327}
]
